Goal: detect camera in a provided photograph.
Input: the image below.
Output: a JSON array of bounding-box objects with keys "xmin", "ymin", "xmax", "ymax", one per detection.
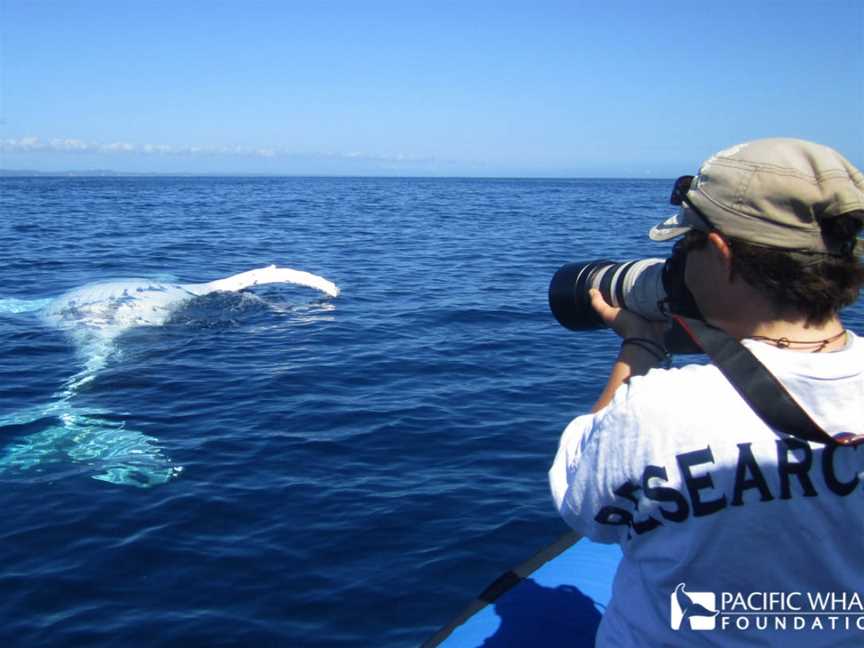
[
  {"xmin": 548, "ymin": 244, "xmax": 703, "ymax": 353},
  {"xmin": 548, "ymin": 258, "xmax": 667, "ymax": 330}
]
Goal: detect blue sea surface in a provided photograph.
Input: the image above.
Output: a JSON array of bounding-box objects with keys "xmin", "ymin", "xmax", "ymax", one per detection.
[{"xmin": 1, "ymin": 177, "xmax": 861, "ymax": 646}]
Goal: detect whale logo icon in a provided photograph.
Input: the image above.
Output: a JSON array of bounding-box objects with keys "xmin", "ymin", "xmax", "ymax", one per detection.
[{"xmin": 670, "ymin": 583, "xmax": 719, "ymax": 630}]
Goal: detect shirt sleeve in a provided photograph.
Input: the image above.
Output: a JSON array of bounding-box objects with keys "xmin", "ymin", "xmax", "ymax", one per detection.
[{"xmin": 548, "ymin": 382, "xmax": 644, "ymax": 544}]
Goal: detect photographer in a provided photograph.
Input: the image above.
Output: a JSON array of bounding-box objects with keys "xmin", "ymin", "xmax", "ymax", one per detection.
[{"xmin": 548, "ymin": 139, "xmax": 864, "ymax": 645}]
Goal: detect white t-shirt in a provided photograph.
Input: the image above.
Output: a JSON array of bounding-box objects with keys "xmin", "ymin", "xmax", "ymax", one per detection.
[{"xmin": 549, "ymin": 332, "xmax": 864, "ymax": 646}]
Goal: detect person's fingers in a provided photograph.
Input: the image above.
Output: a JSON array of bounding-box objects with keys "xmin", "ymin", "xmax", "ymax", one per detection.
[
  {"xmin": 590, "ymin": 288, "xmax": 666, "ymax": 343},
  {"xmin": 589, "ymin": 288, "xmax": 620, "ymax": 327}
]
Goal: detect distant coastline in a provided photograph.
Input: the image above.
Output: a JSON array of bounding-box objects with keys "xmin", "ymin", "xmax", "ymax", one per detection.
[
  {"xmin": 0, "ymin": 169, "xmax": 663, "ymax": 180},
  {"xmin": 0, "ymin": 169, "xmax": 274, "ymax": 177}
]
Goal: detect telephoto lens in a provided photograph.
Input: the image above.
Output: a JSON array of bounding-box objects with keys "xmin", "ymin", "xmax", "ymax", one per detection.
[{"xmin": 548, "ymin": 258, "xmax": 668, "ymax": 331}]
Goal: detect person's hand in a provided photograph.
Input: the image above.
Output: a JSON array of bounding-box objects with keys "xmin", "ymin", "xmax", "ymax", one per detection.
[{"xmin": 589, "ymin": 289, "xmax": 666, "ymax": 344}]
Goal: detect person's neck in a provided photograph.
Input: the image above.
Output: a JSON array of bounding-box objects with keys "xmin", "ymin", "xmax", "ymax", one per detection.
[{"xmin": 709, "ymin": 311, "xmax": 847, "ymax": 353}]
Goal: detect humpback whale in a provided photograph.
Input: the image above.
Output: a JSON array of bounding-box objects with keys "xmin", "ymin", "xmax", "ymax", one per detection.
[{"xmin": 0, "ymin": 265, "xmax": 340, "ymax": 487}]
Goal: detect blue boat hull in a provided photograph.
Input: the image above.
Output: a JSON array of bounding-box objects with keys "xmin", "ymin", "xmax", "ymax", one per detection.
[{"xmin": 425, "ymin": 534, "xmax": 622, "ymax": 647}]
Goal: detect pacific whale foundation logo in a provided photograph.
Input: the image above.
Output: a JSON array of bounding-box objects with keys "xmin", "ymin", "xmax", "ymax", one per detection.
[
  {"xmin": 670, "ymin": 583, "xmax": 719, "ymax": 630},
  {"xmin": 668, "ymin": 584, "xmax": 864, "ymax": 632}
]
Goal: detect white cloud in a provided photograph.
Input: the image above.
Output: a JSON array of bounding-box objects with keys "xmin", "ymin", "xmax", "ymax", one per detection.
[{"xmin": 0, "ymin": 136, "xmax": 432, "ymax": 165}]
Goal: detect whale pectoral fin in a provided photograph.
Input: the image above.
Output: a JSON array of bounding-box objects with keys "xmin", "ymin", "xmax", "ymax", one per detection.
[{"xmin": 191, "ymin": 266, "xmax": 340, "ymax": 298}]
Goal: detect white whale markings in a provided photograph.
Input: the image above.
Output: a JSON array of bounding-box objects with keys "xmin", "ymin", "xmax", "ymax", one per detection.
[{"xmin": 0, "ymin": 265, "xmax": 340, "ymax": 487}]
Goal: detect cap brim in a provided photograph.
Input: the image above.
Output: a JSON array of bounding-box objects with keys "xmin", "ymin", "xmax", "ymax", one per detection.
[{"xmin": 649, "ymin": 209, "xmax": 693, "ymax": 241}]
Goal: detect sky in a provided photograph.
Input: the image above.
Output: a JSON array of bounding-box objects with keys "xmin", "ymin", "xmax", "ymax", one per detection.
[{"xmin": 1, "ymin": 0, "xmax": 862, "ymax": 177}]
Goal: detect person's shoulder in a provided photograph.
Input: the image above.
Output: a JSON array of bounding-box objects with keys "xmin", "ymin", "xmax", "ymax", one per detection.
[
  {"xmin": 582, "ymin": 362, "xmax": 755, "ymax": 468},
  {"xmin": 611, "ymin": 361, "xmax": 730, "ymax": 412},
  {"xmin": 593, "ymin": 361, "xmax": 752, "ymax": 444}
]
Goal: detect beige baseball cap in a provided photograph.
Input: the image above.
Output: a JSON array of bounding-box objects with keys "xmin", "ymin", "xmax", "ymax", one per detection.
[{"xmin": 650, "ymin": 138, "xmax": 864, "ymax": 256}]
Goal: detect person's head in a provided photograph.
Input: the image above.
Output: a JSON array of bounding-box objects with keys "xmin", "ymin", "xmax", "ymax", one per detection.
[{"xmin": 651, "ymin": 139, "xmax": 864, "ymax": 325}]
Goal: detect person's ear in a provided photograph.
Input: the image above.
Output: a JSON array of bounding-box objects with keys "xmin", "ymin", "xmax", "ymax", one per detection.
[{"xmin": 707, "ymin": 231, "xmax": 733, "ymax": 274}]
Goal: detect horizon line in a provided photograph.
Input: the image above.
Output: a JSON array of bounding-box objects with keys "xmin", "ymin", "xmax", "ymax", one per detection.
[{"xmin": 0, "ymin": 169, "xmax": 672, "ymax": 181}]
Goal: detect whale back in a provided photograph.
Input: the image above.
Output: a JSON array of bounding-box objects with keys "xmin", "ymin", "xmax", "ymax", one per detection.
[{"xmin": 43, "ymin": 279, "xmax": 198, "ymax": 332}]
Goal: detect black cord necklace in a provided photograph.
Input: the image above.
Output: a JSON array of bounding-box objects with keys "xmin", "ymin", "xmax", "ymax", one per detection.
[{"xmin": 748, "ymin": 329, "xmax": 847, "ymax": 352}]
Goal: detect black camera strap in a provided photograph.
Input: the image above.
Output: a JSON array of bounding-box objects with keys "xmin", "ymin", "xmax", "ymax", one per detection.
[{"xmin": 668, "ymin": 315, "xmax": 864, "ymax": 447}]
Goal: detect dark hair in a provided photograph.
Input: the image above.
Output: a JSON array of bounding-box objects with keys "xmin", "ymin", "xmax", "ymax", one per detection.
[{"xmin": 726, "ymin": 213, "xmax": 864, "ymax": 325}]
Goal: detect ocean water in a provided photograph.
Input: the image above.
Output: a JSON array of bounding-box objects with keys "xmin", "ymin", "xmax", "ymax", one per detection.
[{"xmin": 0, "ymin": 177, "xmax": 861, "ymax": 647}]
